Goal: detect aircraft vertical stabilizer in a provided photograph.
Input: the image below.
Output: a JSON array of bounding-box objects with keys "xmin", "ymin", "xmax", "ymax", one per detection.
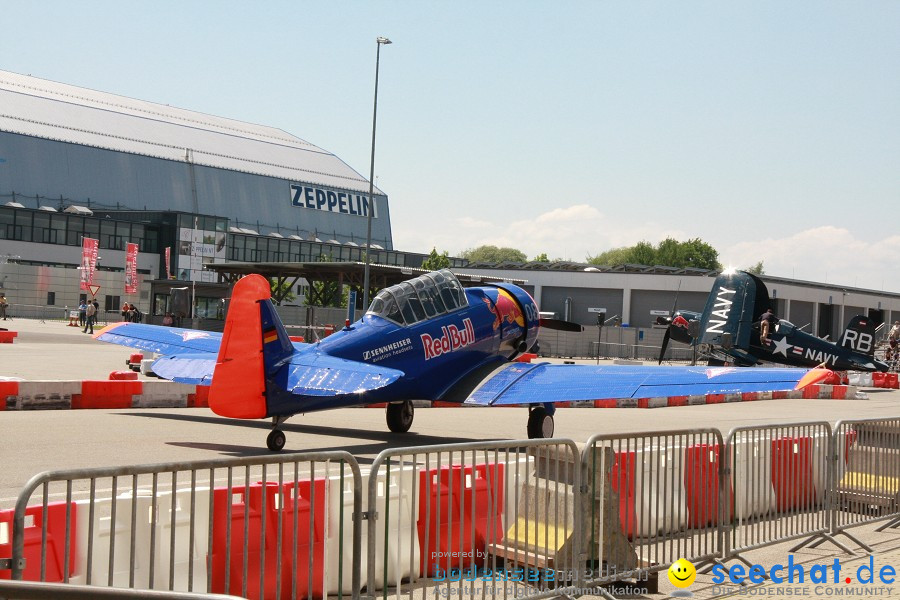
[
  {"xmin": 208, "ymin": 274, "xmax": 272, "ymax": 419},
  {"xmin": 698, "ymin": 271, "xmax": 766, "ymax": 350}
]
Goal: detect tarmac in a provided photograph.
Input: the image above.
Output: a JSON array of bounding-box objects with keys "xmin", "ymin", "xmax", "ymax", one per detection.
[{"xmin": 3, "ymin": 316, "xmax": 900, "ymax": 598}]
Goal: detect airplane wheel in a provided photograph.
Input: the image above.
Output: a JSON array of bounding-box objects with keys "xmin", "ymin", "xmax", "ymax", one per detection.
[
  {"xmin": 527, "ymin": 406, "xmax": 554, "ymax": 439},
  {"xmin": 386, "ymin": 401, "xmax": 414, "ymax": 433},
  {"xmin": 267, "ymin": 429, "xmax": 286, "ymax": 452}
]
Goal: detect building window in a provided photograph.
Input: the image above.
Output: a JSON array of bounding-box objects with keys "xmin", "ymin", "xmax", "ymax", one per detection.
[
  {"xmin": 47, "ymin": 291, "xmax": 56, "ymax": 306},
  {"xmin": 105, "ymin": 295, "xmax": 121, "ymax": 312}
]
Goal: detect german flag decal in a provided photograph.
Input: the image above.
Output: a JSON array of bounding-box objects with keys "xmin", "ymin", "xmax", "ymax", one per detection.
[{"xmin": 263, "ymin": 327, "xmax": 278, "ymax": 345}]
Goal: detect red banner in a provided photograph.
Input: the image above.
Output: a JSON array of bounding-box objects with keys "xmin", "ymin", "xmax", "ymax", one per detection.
[
  {"xmin": 125, "ymin": 243, "xmax": 139, "ymax": 294},
  {"xmin": 79, "ymin": 237, "xmax": 99, "ymax": 291},
  {"xmin": 165, "ymin": 246, "xmax": 171, "ymax": 279}
]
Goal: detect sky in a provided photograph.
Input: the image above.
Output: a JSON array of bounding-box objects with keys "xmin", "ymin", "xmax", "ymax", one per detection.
[{"xmin": 2, "ymin": 1, "xmax": 899, "ymax": 291}]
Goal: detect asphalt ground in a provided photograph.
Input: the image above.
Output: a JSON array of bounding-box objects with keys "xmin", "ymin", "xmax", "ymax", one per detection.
[
  {"xmin": 3, "ymin": 316, "xmax": 900, "ymax": 500},
  {"xmin": 3, "ymin": 318, "xmax": 900, "ymax": 597}
]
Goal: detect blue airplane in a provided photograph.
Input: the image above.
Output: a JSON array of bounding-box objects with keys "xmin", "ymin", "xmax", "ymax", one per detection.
[{"xmin": 95, "ymin": 269, "xmax": 823, "ymax": 451}]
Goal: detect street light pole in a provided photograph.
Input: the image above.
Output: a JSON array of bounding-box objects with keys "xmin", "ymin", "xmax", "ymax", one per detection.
[{"xmin": 362, "ymin": 36, "xmax": 391, "ymax": 312}]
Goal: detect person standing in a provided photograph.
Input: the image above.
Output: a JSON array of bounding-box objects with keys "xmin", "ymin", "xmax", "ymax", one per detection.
[
  {"xmin": 887, "ymin": 321, "xmax": 900, "ymax": 361},
  {"xmin": 78, "ymin": 301, "xmax": 87, "ymax": 327},
  {"xmin": 83, "ymin": 299, "xmax": 96, "ymax": 334},
  {"xmin": 0, "ymin": 293, "xmax": 7, "ymax": 320},
  {"xmin": 759, "ymin": 307, "xmax": 776, "ymax": 344}
]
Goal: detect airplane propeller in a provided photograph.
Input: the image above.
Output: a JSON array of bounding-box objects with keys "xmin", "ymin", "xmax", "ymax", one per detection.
[
  {"xmin": 657, "ymin": 282, "xmax": 681, "ymax": 365},
  {"xmin": 539, "ymin": 317, "xmax": 584, "ymax": 333}
]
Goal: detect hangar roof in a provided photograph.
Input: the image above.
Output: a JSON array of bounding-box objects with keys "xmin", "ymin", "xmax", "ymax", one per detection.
[{"xmin": 0, "ymin": 69, "xmax": 381, "ymax": 195}]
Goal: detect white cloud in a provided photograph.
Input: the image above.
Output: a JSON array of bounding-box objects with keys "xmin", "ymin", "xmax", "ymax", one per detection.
[
  {"xmin": 395, "ymin": 209, "xmax": 900, "ymax": 293},
  {"xmin": 721, "ymin": 227, "xmax": 900, "ymax": 291},
  {"xmin": 395, "ymin": 203, "xmax": 688, "ymax": 262}
]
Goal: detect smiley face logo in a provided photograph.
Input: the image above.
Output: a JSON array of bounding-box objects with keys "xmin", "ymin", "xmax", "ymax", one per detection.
[{"xmin": 668, "ymin": 558, "xmax": 696, "ymax": 588}]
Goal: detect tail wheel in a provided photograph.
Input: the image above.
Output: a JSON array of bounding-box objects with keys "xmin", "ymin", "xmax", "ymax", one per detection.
[
  {"xmin": 527, "ymin": 406, "xmax": 554, "ymax": 439},
  {"xmin": 386, "ymin": 401, "xmax": 414, "ymax": 433},
  {"xmin": 266, "ymin": 429, "xmax": 286, "ymax": 452}
]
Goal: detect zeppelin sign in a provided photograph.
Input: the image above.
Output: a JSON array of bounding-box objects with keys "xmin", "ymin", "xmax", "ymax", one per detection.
[{"xmin": 290, "ymin": 184, "xmax": 379, "ymax": 218}]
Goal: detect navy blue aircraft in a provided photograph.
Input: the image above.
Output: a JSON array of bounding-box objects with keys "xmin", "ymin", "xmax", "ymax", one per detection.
[
  {"xmin": 97, "ymin": 270, "xmax": 820, "ymax": 451},
  {"xmin": 657, "ymin": 270, "xmax": 888, "ymax": 372}
]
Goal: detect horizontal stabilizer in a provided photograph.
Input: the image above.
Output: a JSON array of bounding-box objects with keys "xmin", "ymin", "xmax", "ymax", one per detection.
[
  {"xmin": 285, "ymin": 350, "xmax": 405, "ymax": 396},
  {"xmin": 152, "ymin": 354, "xmax": 216, "ymax": 385},
  {"xmin": 464, "ymin": 363, "xmax": 811, "ymax": 406}
]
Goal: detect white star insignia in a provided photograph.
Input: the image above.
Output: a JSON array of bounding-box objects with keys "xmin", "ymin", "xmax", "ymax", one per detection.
[{"xmin": 771, "ymin": 336, "xmax": 792, "ymax": 357}]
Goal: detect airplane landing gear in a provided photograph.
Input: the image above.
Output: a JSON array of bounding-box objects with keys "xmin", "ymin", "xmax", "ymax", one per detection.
[
  {"xmin": 267, "ymin": 429, "xmax": 286, "ymax": 452},
  {"xmin": 267, "ymin": 416, "xmax": 289, "ymax": 452},
  {"xmin": 527, "ymin": 405, "xmax": 554, "ymax": 439},
  {"xmin": 386, "ymin": 400, "xmax": 414, "ymax": 433}
]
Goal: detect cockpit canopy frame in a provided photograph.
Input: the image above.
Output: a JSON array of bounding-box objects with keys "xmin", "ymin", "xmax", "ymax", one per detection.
[{"xmin": 367, "ymin": 269, "xmax": 469, "ymax": 326}]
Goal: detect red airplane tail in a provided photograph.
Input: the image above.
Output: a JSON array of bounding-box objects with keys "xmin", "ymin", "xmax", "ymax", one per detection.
[{"xmin": 208, "ymin": 274, "xmax": 290, "ymax": 419}]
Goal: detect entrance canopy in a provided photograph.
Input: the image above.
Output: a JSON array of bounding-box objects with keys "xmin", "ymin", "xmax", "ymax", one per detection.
[{"xmin": 203, "ymin": 261, "xmax": 526, "ymax": 305}]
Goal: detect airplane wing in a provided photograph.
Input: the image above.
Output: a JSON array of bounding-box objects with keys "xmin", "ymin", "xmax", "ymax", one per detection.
[
  {"xmin": 94, "ymin": 322, "xmax": 224, "ymax": 355},
  {"xmin": 464, "ymin": 363, "xmax": 813, "ymax": 406}
]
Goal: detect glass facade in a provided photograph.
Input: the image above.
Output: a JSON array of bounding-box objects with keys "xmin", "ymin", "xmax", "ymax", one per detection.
[{"xmin": 0, "ymin": 206, "xmax": 160, "ymax": 253}]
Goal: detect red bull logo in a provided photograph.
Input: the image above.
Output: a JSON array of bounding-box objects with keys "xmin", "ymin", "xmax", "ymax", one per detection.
[
  {"xmin": 421, "ymin": 318, "xmax": 476, "ymax": 360},
  {"xmin": 484, "ymin": 289, "xmax": 526, "ymax": 331},
  {"xmin": 673, "ymin": 315, "xmax": 690, "ymax": 329}
]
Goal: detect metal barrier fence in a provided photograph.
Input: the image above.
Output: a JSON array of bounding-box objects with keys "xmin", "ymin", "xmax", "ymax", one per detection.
[
  {"xmin": 365, "ymin": 439, "xmax": 583, "ymax": 600},
  {"xmin": 9, "ymin": 420, "xmax": 900, "ymax": 599},
  {"xmin": 583, "ymin": 429, "xmax": 724, "ymax": 587},
  {"xmin": 832, "ymin": 417, "xmax": 900, "ymax": 552},
  {"xmin": 722, "ymin": 422, "xmax": 851, "ymax": 563},
  {"xmin": 2, "ymin": 304, "xmax": 70, "ymax": 323},
  {"xmin": 7, "ymin": 452, "xmax": 361, "ymax": 600}
]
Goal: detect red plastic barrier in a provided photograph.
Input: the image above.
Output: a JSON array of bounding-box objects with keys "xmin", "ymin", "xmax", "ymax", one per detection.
[
  {"xmin": 0, "ymin": 502, "xmax": 77, "ymax": 582},
  {"xmin": 705, "ymin": 394, "xmax": 726, "ymax": 404},
  {"xmin": 872, "ymin": 372, "xmax": 887, "ymax": 388},
  {"xmin": 609, "ymin": 451, "xmax": 637, "ymax": 539},
  {"xmin": 667, "ymin": 396, "xmax": 689, "ymax": 407},
  {"xmin": 73, "ymin": 380, "xmax": 142, "ymax": 409},
  {"xmin": 108, "ymin": 370, "xmax": 138, "ymax": 381},
  {"xmin": 417, "ymin": 463, "xmax": 505, "ymax": 576},
  {"xmin": 801, "ymin": 384, "xmax": 821, "ymax": 399},
  {"xmin": 0, "ymin": 331, "xmax": 17, "ymax": 343},
  {"xmin": 514, "ymin": 353, "xmax": 537, "ymax": 363},
  {"xmin": 128, "ymin": 353, "xmax": 144, "ymax": 364},
  {"xmin": 288, "ymin": 336, "xmax": 305, "ymax": 343},
  {"xmin": 594, "ymin": 399, "xmax": 617, "ymax": 408},
  {"xmin": 886, "ymin": 373, "xmax": 899, "ymax": 389},
  {"xmin": 0, "ymin": 380, "xmax": 18, "ymax": 411},
  {"xmin": 209, "ymin": 479, "xmax": 326, "ymax": 600},
  {"xmin": 770, "ymin": 436, "xmax": 815, "ymax": 511},
  {"xmin": 190, "ymin": 385, "xmax": 211, "ymax": 408},
  {"xmin": 683, "ymin": 444, "xmax": 732, "ymax": 527}
]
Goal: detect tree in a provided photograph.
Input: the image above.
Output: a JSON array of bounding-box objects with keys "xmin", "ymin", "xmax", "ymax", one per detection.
[
  {"xmin": 587, "ymin": 237, "xmax": 722, "ymax": 270},
  {"xmin": 269, "ymin": 279, "xmax": 296, "ymax": 305},
  {"xmin": 304, "ymin": 279, "xmax": 348, "ymax": 308},
  {"xmin": 630, "ymin": 241, "xmax": 657, "ymax": 266},
  {"xmin": 587, "ymin": 246, "xmax": 631, "ymax": 266},
  {"xmin": 422, "ymin": 247, "xmax": 451, "ymax": 270},
  {"xmin": 678, "ymin": 238, "xmax": 721, "ymax": 270},
  {"xmin": 533, "ymin": 252, "xmax": 549, "ymax": 262},
  {"xmin": 460, "ymin": 245, "xmax": 527, "ymax": 263},
  {"xmin": 746, "ymin": 261, "xmax": 765, "ymax": 275}
]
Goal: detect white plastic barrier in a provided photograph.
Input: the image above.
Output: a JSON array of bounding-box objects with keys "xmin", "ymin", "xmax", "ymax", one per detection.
[
  {"xmin": 14, "ymin": 381, "xmax": 82, "ymax": 409},
  {"xmin": 848, "ymin": 372, "xmax": 873, "ymax": 387},
  {"xmin": 634, "ymin": 445, "xmax": 688, "ymax": 537},
  {"xmin": 326, "ymin": 465, "xmax": 419, "ymax": 594},
  {"xmin": 68, "ymin": 488, "xmax": 210, "ymax": 592},
  {"xmin": 731, "ymin": 436, "xmax": 777, "ymax": 522}
]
